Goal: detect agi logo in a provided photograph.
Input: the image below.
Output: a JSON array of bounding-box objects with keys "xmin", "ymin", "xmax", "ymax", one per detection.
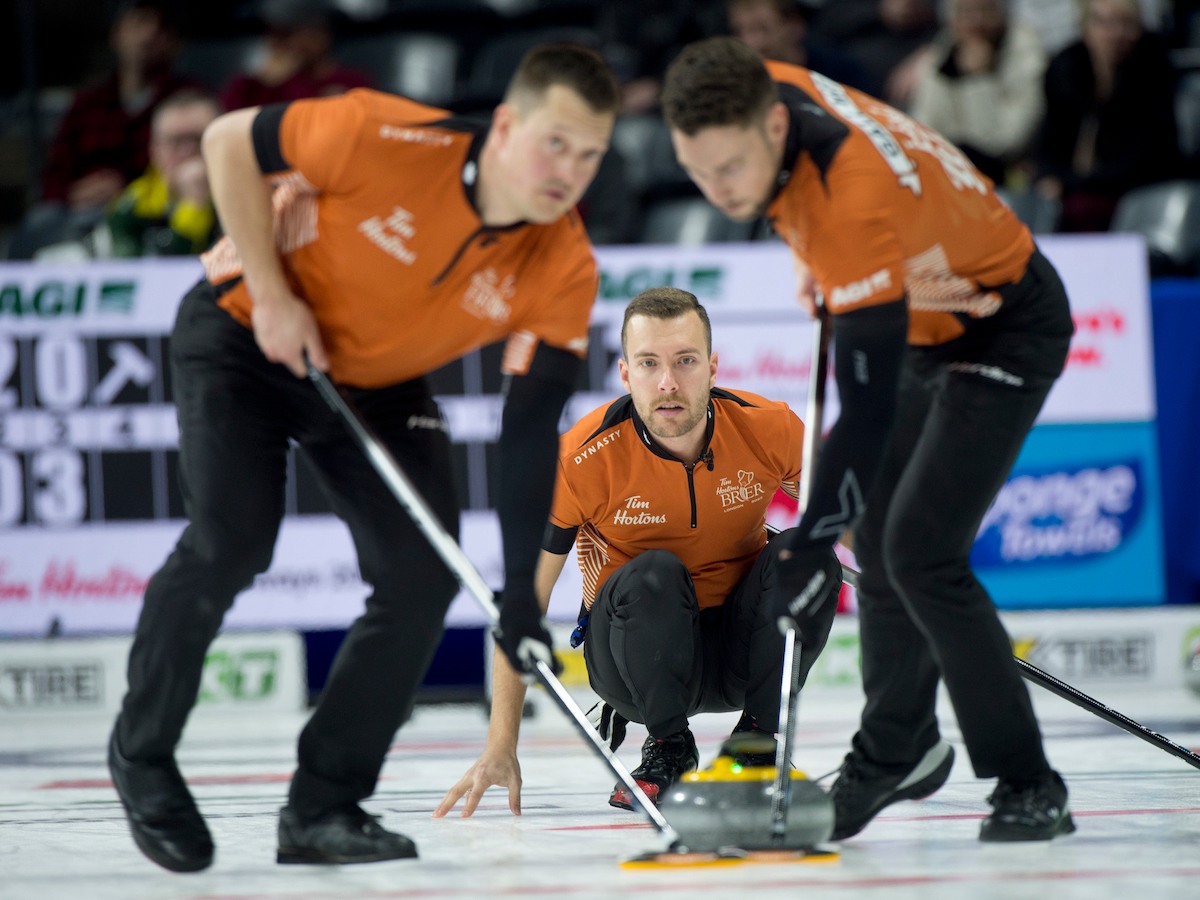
[
  {"xmin": 0, "ymin": 280, "xmax": 136, "ymax": 318},
  {"xmin": 974, "ymin": 460, "xmax": 1143, "ymax": 566}
]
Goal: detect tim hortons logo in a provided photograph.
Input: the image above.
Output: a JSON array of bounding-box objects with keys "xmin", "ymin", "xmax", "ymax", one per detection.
[
  {"xmin": 612, "ymin": 495, "xmax": 667, "ymax": 525},
  {"xmin": 358, "ymin": 206, "xmax": 417, "ymax": 264}
]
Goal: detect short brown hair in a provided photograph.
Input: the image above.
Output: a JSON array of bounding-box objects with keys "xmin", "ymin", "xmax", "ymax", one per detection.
[
  {"xmin": 152, "ymin": 89, "xmax": 219, "ymax": 125},
  {"xmin": 505, "ymin": 43, "xmax": 621, "ymax": 115},
  {"xmin": 726, "ymin": 0, "xmax": 811, "ymax": 21},
  {"xmin": 661, "ymin": 37, "xmax": 778, "ymax": 135},
  {"xmin": 621, "ymin": 287, "xmax": 713, "ymax": 357}
]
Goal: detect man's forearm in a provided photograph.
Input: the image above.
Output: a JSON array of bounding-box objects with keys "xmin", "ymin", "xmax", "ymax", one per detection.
[
  {"xmin": 486, "ymin": 548, "xmax": 567, "ymax": 751},
  {"xmin": 486, "ymin": 646, "xmax": 530, "ymax": 753},
  {"xmin": 200, "ymin": 107, "xmax": 290, "ymax": 306}
]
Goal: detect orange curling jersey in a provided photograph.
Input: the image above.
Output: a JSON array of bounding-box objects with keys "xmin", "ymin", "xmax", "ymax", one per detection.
[
  {"xmin": 547, "ymin": 388, "xmax": 804, "ymax": 611},
  {"xmin": 764, "ymin": 60, "xmax": 1035, "ymax": 346},
  {"xmin": 201, "ymin": 89, "xmax": 597, "ymax": 388}
]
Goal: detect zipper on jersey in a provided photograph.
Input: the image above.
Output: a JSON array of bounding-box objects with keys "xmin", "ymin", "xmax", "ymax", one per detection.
[
  {"xmin": 431, "ymin": 202, "xmax": 526, "ymax": 288},
  {"xmin": 684, "ymin": 463, "xmax": 699, "ymax": 529},
  {"xmin": 683, "ymin": 448, "xmax": 713, "ymax": 528},
  {"xmin": 431, "ymin": 226, "xmax": 496, "ymax": 286}
]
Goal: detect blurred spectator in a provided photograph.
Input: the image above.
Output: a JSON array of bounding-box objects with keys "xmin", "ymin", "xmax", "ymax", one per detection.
[
  {"xmin": 219, "ymin": 0, "xmax": 372, "ymax": 111},
  {"xmin": 103, "ymin": 90, "xmax": 221, "ymax": 257},
  {"xmin": 1033, "ymin": 0, "xmax": 1181, "ymax": 232},
  {"xmin": 725, "ymin": 0, "xmax": 875, "ymax": 93},
  {"xmin": 1010, "ymin": 0, "xmax": 1090, "ymax": 55},
  {"xmin": 909, "ymin": 0, "xmax": 1046, "ymax": 186},
  {"xmin": 40, "ymin": 0, "xmax": 199, "ymax": 211},
  {"xmin": 595, "ymin": 0, "xmax": 727, "ymax": 114},
  {"xmin": 808, "ymin": 0, "xmax": 940, "ymax": 105}
]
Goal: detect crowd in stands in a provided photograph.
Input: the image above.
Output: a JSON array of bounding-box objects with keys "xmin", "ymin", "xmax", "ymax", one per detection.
[{"xmin": 1, "ymin": 0, "xmax": 1198, "ymax": 270}]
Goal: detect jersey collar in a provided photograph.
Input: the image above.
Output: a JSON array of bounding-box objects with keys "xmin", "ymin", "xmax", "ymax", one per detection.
[
  {"xmin": 630, "ymin": 396, "xmax": 716, "ymax": 468},
  {"xmin": 460, "ymin": 122, "xmax": 533, "ymax": 233}
]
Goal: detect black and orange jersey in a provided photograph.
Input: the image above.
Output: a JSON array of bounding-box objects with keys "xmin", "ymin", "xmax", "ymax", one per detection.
[
  {"xmin": 764, "ymin": 60, "xmax": 1035, "ymax": 347},
  {"xmin": 546, "ymin": 388, "xmax": 804, "ymax": 611},
  {"xmin": 201, "ymin": 89, "xmax": 597, "ymax": 388}
]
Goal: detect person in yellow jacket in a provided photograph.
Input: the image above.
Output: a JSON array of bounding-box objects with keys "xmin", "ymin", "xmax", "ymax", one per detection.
[{"xmin": 105, "ymin": 89, "xmax": 221, "ymax": 256}]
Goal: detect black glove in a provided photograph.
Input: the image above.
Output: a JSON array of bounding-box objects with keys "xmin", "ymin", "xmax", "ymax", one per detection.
[
  {"xmin": 494, "ymin": 591, "xmax": 561, "ymax": 678},
  {"xmin": 769, "ymin": 544, "xmax": 841, "ymax": 640},
  {"xmin": 586, "ymin": 699, "xmax": 628, "ymax": 752}
]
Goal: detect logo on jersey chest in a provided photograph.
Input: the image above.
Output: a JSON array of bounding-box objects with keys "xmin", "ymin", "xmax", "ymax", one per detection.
[
  {"xmin": 462, "ymin": 268, "xmax": 515, "ymax": 324},
  {"xmin": 717, "ymin": 470, "xmax": 766, "ymax": 511},
  {"xmin": 574, "ymin": 428, "xmax": 621, "ymax": 465},
  {"xmin": 612, "ymin": 495, "xmax": 667, "ymax": 525},
  {"xmin": 358, "ymin": 206, "xmax": 417, "ymax": 264}
]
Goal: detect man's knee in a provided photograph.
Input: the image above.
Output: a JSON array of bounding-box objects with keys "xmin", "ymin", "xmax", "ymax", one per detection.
[
  {"xmin": 592, "ymin": 550, "xmax": 698, "ymax": 642},
  {"xmin": 176, "ymin": 517, "xmax": 279, "ymax": 597},
  {"xmin": 880, "ymin": 519, "xmax": 959, "ymax": 594},
  {"xmin": 613, "ymin": 549, "xmax": 692, "ymax": 602}
]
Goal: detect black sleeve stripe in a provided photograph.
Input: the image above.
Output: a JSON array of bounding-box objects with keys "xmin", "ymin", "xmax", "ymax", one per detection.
[
  {"xmin": 544, "ymin": 523, "xmax": 578, "ymax": 554},
  {"xmin": 711, "ymin": 387, "xmax": 757, "ymax": 407},
  {"xmin": 430, "ymin": 114, "xmax": 489, "ymax": 134},
  {"xmin": 582, "ymin": 395, "xmax": 634, "ymax": 444},
  {"xmin": 251, "ymin": 104, "xmax": 291, "ymax": 174}
]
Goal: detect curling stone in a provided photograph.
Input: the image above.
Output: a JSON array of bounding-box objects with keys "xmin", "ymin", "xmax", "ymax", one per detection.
[{"xmin": 659, "ymin": 735, "xmax": 834, "ymax": 852}]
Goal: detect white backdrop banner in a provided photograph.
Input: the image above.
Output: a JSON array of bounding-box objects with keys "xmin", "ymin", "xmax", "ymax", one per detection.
[
  {"xmin": 589, "ymin": 232, "xmax": 1156, "ymax": 424},
  {"xmin": 0, "ymin": 234, "xmax": 1156, "ymax": 634}
]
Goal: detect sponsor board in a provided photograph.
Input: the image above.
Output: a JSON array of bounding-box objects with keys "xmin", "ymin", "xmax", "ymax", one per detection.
[
  {"xmin": 593, "ymin": 232, "xmax": 1156, "ymax": 426},
  {"xmin": 0, "ymin": 258, "xmax": 201, "ymax": 334},
  {"xmin": 1005, "ymin": 607, "xmax": 1200, "ymax": 689},
  {"xmin": 0, "ymin": 513, "xmax": 504, "ymax": 634},
  {"xmin": 1035, "ymin": 233, "xmax": 1156, "ymax": 423},
  {"xmin": 974, "ymin": 422, "xmax": 1165, "ymax": 608},
  {"xmin": 502, "ymin": 607, "xmax": 1200, "ymax": 710},
  {"xmin": 0, "ymin": 234, "xmax": 1161, "ymax": 634},
  {"xmin": 0, "ymin": 630, "xmax": 306, "ymax": 718}
]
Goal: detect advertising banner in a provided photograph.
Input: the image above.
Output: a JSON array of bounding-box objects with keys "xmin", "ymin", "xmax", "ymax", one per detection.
[
  {"xmin": 0, "ymin": 234, "xmax": 1162, "ymax": 635},
  {"xmin": 976, "ymin": 421, "xmax": 1165, "ymax": 608},
  {"xmin": 0, "ymin": 629, "xmax": 306, "ymax": 719}
]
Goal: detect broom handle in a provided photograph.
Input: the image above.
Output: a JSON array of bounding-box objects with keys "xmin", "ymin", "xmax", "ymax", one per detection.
[{"xmin": 770, "ymin": 306, "xmax": 830, "ymax": 842}]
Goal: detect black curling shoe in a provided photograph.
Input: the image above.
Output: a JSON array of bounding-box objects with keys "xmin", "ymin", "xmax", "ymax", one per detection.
[
  {"xmin": 609, "ymin": 727, "xmax": 700, "ymax": 809},
  {"xmin": 108, "ymin": 726, "xmax": 213, "ymax": 873},
  {"xmin": 829, "ymin": 739, "xmax": 955, "ymax": 840},
  {"xmin": 980, "ymin": 770, "xmax": 1076, "ymax": 842},
  {"xmin": 277, "ymin": 805, "xmax": 418, "ymax": 864}
]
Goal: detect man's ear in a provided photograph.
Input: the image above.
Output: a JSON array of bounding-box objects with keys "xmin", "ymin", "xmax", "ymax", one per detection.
[
  {"xmin": 491, "ymin": 102, "xmax": 516, "ymax": 143},
  {"xmin": 766, "ymin": 100, "xmax": 789, "ymax": 148},
  {"xmin": 709, "ymin": 351, "xmax": 719, "ymax": 387},
  {"xmin": 618, "ymin": 357, "xmax": 631, "ymax": 393}
]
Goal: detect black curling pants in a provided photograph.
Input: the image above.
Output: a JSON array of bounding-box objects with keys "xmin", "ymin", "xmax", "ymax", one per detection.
[
  {"xmin": 584, "ymin": 529, "xmax": 841, "ymax": 738},
  {"xmin": 850, "ymin": 249, "xmax": 1074, "ymax": 781},
  {"xmin": 116, "ymin": 281, "xmax": 460, "ymax": 819}
]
